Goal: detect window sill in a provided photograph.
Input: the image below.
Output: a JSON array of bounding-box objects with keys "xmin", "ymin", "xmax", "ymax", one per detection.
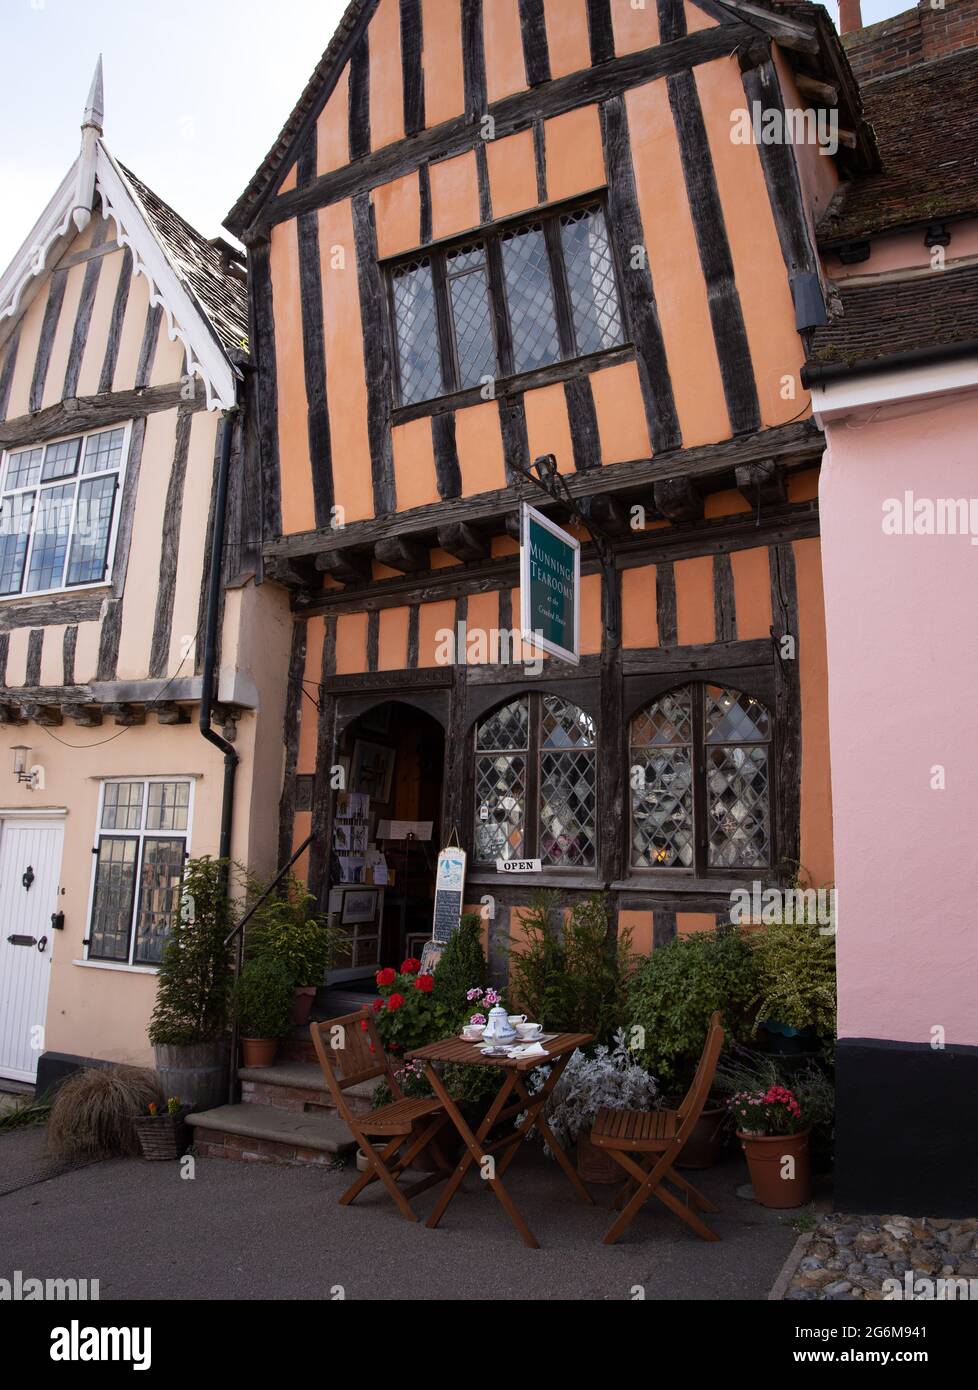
[
  {"xmin": 0, "ymin": 582, "xmax": 111, "ymax": 605},
  {"xmin": 73, "ymin": 958, "xmax": 158, "ymax": 975},
  {"xmin": 468, "ymin": 870, "xmax": 602, "ymax": 891},
  {"xmin": 612, "ymin": 877, "xmax": 757, "ymax": 897}
]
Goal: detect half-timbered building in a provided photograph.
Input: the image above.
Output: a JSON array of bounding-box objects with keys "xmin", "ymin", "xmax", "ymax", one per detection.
[
  {"xmin": 0, "ymin": 66, "xmax": 288, "ymax": 1085},
  {"xmin": 225, "ymin": 0, "xmax": 873, "ymax": 986}
]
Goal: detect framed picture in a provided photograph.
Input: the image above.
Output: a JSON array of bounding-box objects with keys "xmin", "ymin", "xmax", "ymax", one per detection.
[
  {"xmin": 341, "ymin": 887, "xmax": 380, "ymax": 925},
  {"xmin": 351, "ymin": 740, "xmax": 396, "ymax": 802}
]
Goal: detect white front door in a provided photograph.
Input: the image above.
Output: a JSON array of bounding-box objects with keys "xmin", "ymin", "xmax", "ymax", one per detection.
[{"xmin": 0, "ymin": 819, "xmax": 64, "ymax": 1081}]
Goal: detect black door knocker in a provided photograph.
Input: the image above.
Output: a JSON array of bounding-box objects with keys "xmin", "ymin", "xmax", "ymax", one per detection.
[{"xmin": 22, "ymin": 865, "xmax": 34, "ymax": 892}]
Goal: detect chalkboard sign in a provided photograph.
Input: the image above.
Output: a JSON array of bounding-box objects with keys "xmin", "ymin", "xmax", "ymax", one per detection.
[{"xmin": 432, "ymin": 846, "xmax": 467, "ymax": 944}]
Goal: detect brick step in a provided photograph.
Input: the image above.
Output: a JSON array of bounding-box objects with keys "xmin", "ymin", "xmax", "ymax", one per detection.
[
  {"xmin": 238, "ymin": 1062, "xmax": 376, "ymax": 1116},
  {"xmin": 187, "ymin": 1103, "xmax": 357, "ymax": 1167}
]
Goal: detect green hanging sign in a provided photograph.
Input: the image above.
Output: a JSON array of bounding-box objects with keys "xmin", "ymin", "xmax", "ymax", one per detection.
[{"xmin": 519, "ymin": 502, "xmax": 580, "ymax": 666}]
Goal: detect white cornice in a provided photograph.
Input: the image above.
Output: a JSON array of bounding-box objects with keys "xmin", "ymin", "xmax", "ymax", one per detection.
[
  {"xmin": 0, "ymin": 162, "xmax": 79, "ymax": 339},
  {"xmin": 811, "ymin": 357, "xmax": 978, "ymax": 425}
]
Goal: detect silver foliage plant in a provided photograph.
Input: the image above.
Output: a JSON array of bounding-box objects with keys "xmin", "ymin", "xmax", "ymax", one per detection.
[{"xmin": 523, "ymin": 1031, "xmax": 659, "ymax": 1152}]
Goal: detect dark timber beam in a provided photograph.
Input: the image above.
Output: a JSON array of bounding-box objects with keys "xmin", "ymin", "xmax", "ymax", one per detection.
[
  {"xmin": 0, "ymin": 703, "xmax": 27, "ymax": 725},
  {"xmin": 437, "ymin": 521, "xmax": 490, "ymax": 563},
  {"xmin": 736, "ymin": 459, "xmax": 786, "ymax": 508},
  {"xmin": 0, "ymin": 379, "xmax": 206, "ymax": 451},
  {"xmin": 64, "ymin": 704, "xmax": 103, "ymax": 728},
  {"xmin": 375, "ymin": 536, "xmax": 428, "ymax": 573},
  {"xmin": 653, "ymin": 477, "xmax": 704, "ymax": 522},
  {"xmin": 105, "ymin": 703, "xmax": 145, "ymax": 726},
  {"xmin": 583, "ymin": 494, "xmax": 634, "ymax": 537},
  {"xmin": 23, "ymin": 704, "xmax": 63, "ymax": 727},
  {"xmin": 316, "ymin": 549, "xmax": 373, "ymax": 584},
  {"xmin": 152, "ymin": 703, "xmax": 190, "ymax": 726}
]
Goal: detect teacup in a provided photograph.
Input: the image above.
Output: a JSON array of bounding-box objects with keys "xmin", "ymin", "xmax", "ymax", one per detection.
[
  {"xmin": 508, "ymin": 1014, "xmax": 527, "ymax": 1026},
  {"xmin": 516, "ymin": 1022, "xmax": 542, "ymax": 1040},
  {"xmin": 463, "ymin": 1024, "xmax": 485, "ymax": 1042}
]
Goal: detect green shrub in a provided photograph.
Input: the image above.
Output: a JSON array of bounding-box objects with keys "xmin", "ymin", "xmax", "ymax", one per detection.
[
  {"xmin": 626, "ymin": 927, "xmax": 758, "ymax": 1093},
  {"xmin": 246, "ymin": 871, "xmax": 343, "ymax": 987},
  {"xmin": 508, "ymin": 892, "xmax": 631, "ymax": 1044},
  {"xmin": 432, "ymin": 913, "xmax": 488, "ymax": 1030},
  {"xmin": 748, "ymin": 920, "xmax": 837, "ymax": 1041},
  {"xmin": 232, "ymin": 957, "xmax": 295, "ymax": 1039},
  {"xmin": 148, "ymin": 857, "xmax": 234, "ymax": 1047}
]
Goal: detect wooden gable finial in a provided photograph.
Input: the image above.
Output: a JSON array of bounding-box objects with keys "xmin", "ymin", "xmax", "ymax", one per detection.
[{"xmin": 73, "ymin": 56, "xmax": 104, "ymax": 233}]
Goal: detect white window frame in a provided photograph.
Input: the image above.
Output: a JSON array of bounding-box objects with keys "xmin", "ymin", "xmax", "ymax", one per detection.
[
  {"xmin": 0, "ymin": 419, "xmax": 132, "ymax": 601},
  {"xmin": 83, "ymin": 776, "xmax": 195, "ymax": 971}
]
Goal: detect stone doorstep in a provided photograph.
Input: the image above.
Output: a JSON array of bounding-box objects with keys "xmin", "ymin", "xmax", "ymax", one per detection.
[
  {"xmin": 238, "ymin": 1063, "xmax": 376, "ymax": 1116},
  {"xmin": 187, "ymin": 1103, "xmax": 357, "ymax": 1167}
]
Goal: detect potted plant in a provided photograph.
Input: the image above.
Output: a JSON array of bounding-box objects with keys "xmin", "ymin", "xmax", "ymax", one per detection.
[
  {"xmin": 147, "ymin": 857, "xmax": 234, "ymax": 1111},
  {"xmin": 133, "ymin": 1096, "xmax": 192, "ymax": 1161},
  {"xmin": 627, "ymin": 926, "xmax": 758, "ymax": 1166},
  {"xmin": 246, "ymin": 872, "xmax": 344, "ymax": 1026},
  {"xmin": 372, "ymin": 958, "xmax": 449, "ymax": 1058},
  {"xmin": 523, "ymin": 1031, "xmax": 658, "ymax": 1184},
  {"xmin": 714, "ymin": 1043, "xmax": 836, "ymax": 1174},
  {"xmin": 748, "ymin": 919, "xmax": 836, "ymax": 1056},
  {"xmin": 232, "ymin": 957, "xmax": 295, "ymax": 1066},
  {"xmin": 730, "ymin": 1084, "xmax": 811, "ymax": 1208}
]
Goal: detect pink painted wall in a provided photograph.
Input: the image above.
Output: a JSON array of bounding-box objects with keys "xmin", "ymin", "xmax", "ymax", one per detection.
[
  {"xmin": 819, "ymin": 387, "xmax": 978, "ymax": 1048},
  {"xmin": 825, "ymin": 217, "xmax": 978, "ymax": 281}
]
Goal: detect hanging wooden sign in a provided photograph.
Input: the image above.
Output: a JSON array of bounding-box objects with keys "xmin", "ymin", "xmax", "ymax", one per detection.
[{"xmin": 431, "ymin": 845, "xmax": 467, "ymax": 944}]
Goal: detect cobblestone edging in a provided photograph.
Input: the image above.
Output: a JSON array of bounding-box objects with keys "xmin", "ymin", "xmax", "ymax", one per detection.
[{"xmin": 782, "ymin": 1213, "xmax": 978, "ymax": 1300}]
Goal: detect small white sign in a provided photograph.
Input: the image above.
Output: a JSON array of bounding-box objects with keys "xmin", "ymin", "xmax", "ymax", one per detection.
[{"xmin": 495, "ymin": 858, "xmax": 542, "ymax": 874}]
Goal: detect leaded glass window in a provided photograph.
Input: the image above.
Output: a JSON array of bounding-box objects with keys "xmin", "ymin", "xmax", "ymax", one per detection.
[
  {"xmin": 88, "ymin": 779, "xmax": 193, "ymax": 966},
  {"xmin": 474, "ymin": 693, "xmax": 596, "ymax": 869},
  {"xmin": 629, "ymin": 684, "xmax": 772, "ymax": 875},
  {"xmin": 0, "ymin": 425, "xmax": 128, "ymax": 597},
  {"xmin": 387, "ymin": 198, "xmax": 626, "ymax": 405}
]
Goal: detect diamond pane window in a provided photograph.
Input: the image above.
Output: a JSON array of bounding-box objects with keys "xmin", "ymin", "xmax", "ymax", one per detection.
[
  {"xmin": 500, "ymin": 224, "xmax": 561, "ymax": 373},
  {"xmin": 447, "ymin": 243, "xmax": 497, "ymax": 389},
  {"xmin": 0, "ymin": 425, "xmax": 128, "ymax": 597},
  {"xmin": 391, "ymin": 259, "xmax": 443, "ymax": 404},
  {"xmin": 88, "ymin": 779, "xmax": 193, "ymax": 967},
  {"xmin": 475, "ymin": 694, "xmax": 596, "ymax": 867},
  {"xmin": 560, "ymin": 206, "xmax": 625, "ymax": 357},
  {"xmin": 630, "ymin": 684, "xmax": 772, "ymax": 874}
]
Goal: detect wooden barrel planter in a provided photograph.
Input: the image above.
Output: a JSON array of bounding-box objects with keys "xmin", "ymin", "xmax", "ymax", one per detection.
[
  {"xmin": 153, "ymin": 1041, "xmax": 229, "ymax": 1112},
  {"xmin": 134, "ymin": 1107, "xmax": 192, "ymax": 1161}
]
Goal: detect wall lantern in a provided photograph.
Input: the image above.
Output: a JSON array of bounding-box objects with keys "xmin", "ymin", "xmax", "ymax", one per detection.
[{"xmin": 12, "ymin": 746, "xmax": 39, "ymax": 790}]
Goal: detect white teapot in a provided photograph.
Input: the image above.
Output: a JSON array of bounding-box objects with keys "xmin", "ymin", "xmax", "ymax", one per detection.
[{"xmin": 483, "ymin": 1003, "xmax": 518, "ymax": 1045}]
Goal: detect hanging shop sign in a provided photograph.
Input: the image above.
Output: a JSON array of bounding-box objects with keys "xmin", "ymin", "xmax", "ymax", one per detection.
[
  {"xmin": 520, "ymin": 501, "xmax": 580, "ymax": 666},
  {"xmin": 432, "ymin": 845, "xmax": 467, "ymax": 944}
]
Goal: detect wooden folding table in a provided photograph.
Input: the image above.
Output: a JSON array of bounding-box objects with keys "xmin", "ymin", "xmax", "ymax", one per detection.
[{"xmin": 406, "ymin": 1032, "xmax": 594, "ymax": 1249}]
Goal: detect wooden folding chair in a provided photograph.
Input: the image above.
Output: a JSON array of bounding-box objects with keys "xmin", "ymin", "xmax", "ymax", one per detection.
[
  {"xmin": 310, "ymin": 1009, "xmax": 452, "ymax": 1223},
  {"xmin": 590, "ymin": 1010, "xmax": 725, "ymax": 1245}
]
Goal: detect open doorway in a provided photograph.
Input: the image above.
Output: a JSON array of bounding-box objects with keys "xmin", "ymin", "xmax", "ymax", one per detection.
[{"xmin": 327, "ymin": 700, "xmax": 445, "ymax": 986}]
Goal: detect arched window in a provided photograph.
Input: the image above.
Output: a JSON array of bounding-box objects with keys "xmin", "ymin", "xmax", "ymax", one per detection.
[
  {"xmin": 474, "ymin": 694, "xmax": 597, "ymax": 868},
  {"xmin": 629, "ymin": 684, "xmax": 771, "ymax": 874}
]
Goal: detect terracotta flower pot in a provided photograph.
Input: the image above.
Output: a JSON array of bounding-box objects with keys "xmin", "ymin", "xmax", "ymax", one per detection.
[
  {"xmin": 737, "ymin": 1128, "xmax": 811, "ymax": 1208},
  {"xmin": 241, "ymin": 1037, "xmax": 279, "ymax": 1067},
  {"xmin": 291, "ymin": 987, "xmax": 317, "ymax": 1027}
]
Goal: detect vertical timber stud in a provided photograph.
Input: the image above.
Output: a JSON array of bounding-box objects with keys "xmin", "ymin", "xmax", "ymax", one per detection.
[
  {"xmin": 97, "ymin": 246, "xmax": 133, "ymax": 394},
  {"xmin": 713, "ymin": 551, "xmax": 737, "ymax": 643},
  {"xmin": 653, "ymin": 908, "xmax": 677, "ymax": 949},
  {"xmin": 462, "ymin": 0, "xmax": 488, "ymax": 120},
  {"xmin": 25, "ymin": 630, "xmax": 42, "ymax": 688},
  {"xmin": 564, "ymin": 377, "xmax": 600, "ymax": 472},
  {"xmin": 248, "ymin": 238, "xmax": 282, "ymax": 541},
  {"xmin": 656, "ymin": 0, "xmax": 687, "ymax": 45},
  {"xmin": 445, "ymin": 596, "xmax": 469, "ymax": 851},
  {"xmin": 419, "ymin": 162, "xmax": 433, "ymax": 244},
  {"xmin": 63, "ymin": 625, "xmax": 78, "ymax": 686},
  {"xmin": 401, "ymin": 0, "xmax": 425, "ymax": 137},
  {"xmin": 298, "ymin": 209, "xmax": 335, "ymax": 527},
  {"xmin": 432, "ymin": 412, "xmax": 462, "ymax": 499},
  {"xmin": 0, "ymin": 322, "xmax": 22, "ymax": 422},
  {"xmin": 586, "ymin": 0, "xmax": 615, "ymax": 65},
  {"xmin": 349, "ymin": 30, "xmax": 371, "ymax": 161},
  {"xmin": 598, "ymin": 564, "xmax": 624, "ymax": 893},
  {"xmin": 667, "ymin": 71, "xmax": 760, "ymax": 435},
  {"xmin": 134, "ymin": 300, "xmax": 163, "ymax": 389},
  {"xmin": 310, "ymin": 615, "xmax": 338, "ymax": 911},
  {"xmin": 518, "ymin": 0, "xmax": 551, "ymax": 87},
  {"xmin": 149, "ymin": 409, "xmax": 193, "ymax": 679},
  {"xmin": 30, "ymin": 270, "xmax": 68, "ymax": 412},
  {"xmin": 278, "ymin": 622, "xmax": 307, "ymax": 869},
  {"xmin": 352, "ymin": 192, "xmax": 396, "ymax": 515},
  {"xmin": 600, "ymin": 97, "xmax": 680, "ymax": 454},
  {"xmin": 63, "ymin": 217, "xmax": 109, "ymax": 400},
  {"xmin": 656, "ymin": 559, "xmax": 678, "ymax": 647},
  {"xmin": 769, "ymin": 542, "xmax": 801, "ymax": 872},
  {"xmin": 497, "ymin": 396, "xmax": 529, "ymax": 486}
]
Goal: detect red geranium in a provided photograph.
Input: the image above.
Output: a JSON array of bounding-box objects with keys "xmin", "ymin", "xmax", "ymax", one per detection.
[
  {"xmin": 414, "ymin": 973, "xmax": 434, "ymax": 993},
  {"xmin": 386, "ymin": 993, "xmax": 405, "ymax": 1012},
  {"xmin": 371, "ymin": 998, "xmax": 384, "ymax": 1013},
  {"xmin": 376, "ymin": 967, "xmax": 397, "ymax": 987},
  {"xmin": 400, "ymin": 957, "xmax": 422, "ymax": 975}
]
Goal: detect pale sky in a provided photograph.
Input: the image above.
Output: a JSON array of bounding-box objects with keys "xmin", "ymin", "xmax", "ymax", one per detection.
[{"xmin": 0, "ymin": 0, "xmax": 912, "ymax": 271}]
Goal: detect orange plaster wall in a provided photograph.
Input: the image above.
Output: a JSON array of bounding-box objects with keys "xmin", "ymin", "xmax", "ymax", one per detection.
[
  {"xmin": 279, "ymin": 164, "xmax": 298, "ymax": 194},
  {"xmin": 694, "ymin": 59, "xmax": 809, "ymax": 429},
  {"xmin": 422, "ymin": 0, "xmax": 465, "ymax": 128},
  {"xmin": 429, "ymin": 151, "xmax": 482, "ymax": 241},
  {"xmin": 5, "ymin": 278, "xmax": 47, "ymax": 418},
  {"xmin": 705, "ymin": 488, "xmax": 752, "ymax": 518},
  {"xmin": 418, "ymin": 599, "xmax": 456, "ymax": 668},
  {"xmin": 298, "ymin": 618, "xmax": 326, "ymax": 773},
  {"xmin": 378, "ymin": 607, "xmax": 410, "ymax": 670},
  {"xmin": 292, "ymin": 811, "xmax": 313, "ymax": 881},
  {"xmin": 369, "ymin": 0, "xmax": 405, "ymax": 151},
  {"xmin": 788, "ymin": 468, "xmax": 819, "ymax": 502},
  {"xmin": 625, "ymin": 80, "xmax": 730, "ymax": 449},
  {"xmin": 686, "ymin": 0, "xmax": 717, "ymax": 31},
  {"xmin": 675, "ymin": 555, "xmax": 716, "ymax": 646},
  {"xmin": 319, "ymin": 200, "xmax": 375, "ymax": 523},
  {"xmin": 483, "ymin": 0, "xmax": 527, "ymax": 103},
  {"xmin": 270, "ymin": 220, "xmax": 316, "ymax": 534},
  {"xmin": 392, "ymin": 417, "xmax": 440, "ymax": 510},
  {"xmin": 622, "ymin": 566, "xmax": 658, "ymax": 648},
  {"xmin": 76, "ymin": 245, "xmax": 124, "ymax": 398},
  {"xmin": 454, "ymin": 401, "xmax": 508, "ymax": 495},
  {"xmin": 580, "ymin": 573, "xmax": 603, "ymax": 655},
  {"xmin": 678, "ymin": 912, "xmax": 717, "ymax": 935},
  {"xmin": 336, "ymin": 612, "xmax": 369, "ymax": 675},
  {"xmin": 544, "ymin": 106, "xmax": 606, "ymax": 204},
  {"xmin": 794, "ymin": 536, "xmax": 834, "ymax": 887},
  {"xmin": 41, "ymin": 261, "xmax": 85, "ymax": 410},
  {"xmin": 619, "ymin": 908, "xmax": 653, "ymax": 957},
  {"xmin": 466, "ymin": 591, "xmax": 500, "ymax": 664},
  {"xmin": 486, "ymin": 130, "xmax": 538, "ymax": 220},
  {"xmin": 590, "ymin": 361, "xmax": 651, "ymax": 463},
  {"xmin": 110, "ymin": 260, "xmax": 150, "ymax": 394},
  {"xmin": 317, "ymin": 78, "xmax": 350, "ymax": 176},
  {"xmin": 373, "ymin": 171, "xmax": 421, "ymax": 259},
  {"xmin": 730, "ymin": 546, "xmax": 773, "ymax": 641},
  {"xmin": 544, "ymin": 0, "xmax": 592, "ymax": 78},
  {"xmin": 611, "ymin": 0, "xmax": 660, "ymax": 53},
  {"xmin": 523, "ymin": 383, "xmax": 576, "ymax": 475}
]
